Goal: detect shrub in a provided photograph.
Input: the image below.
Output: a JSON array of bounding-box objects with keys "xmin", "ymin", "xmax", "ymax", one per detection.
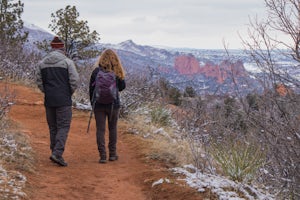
[
  {"xmin": 210, "ymin": 140, "xmax": 266, "ymax": 183},
  {"xmin": 150, "ymin": 106, "xmax": 171, "ymax": 127},
  {"xmin": 0, "ymin": 84, "xmax": 14, "ymax": 129}
]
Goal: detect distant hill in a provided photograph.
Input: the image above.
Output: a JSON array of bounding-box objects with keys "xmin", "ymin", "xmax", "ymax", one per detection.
[
  {"xmin": 96, "ymin": 39, "xmax": 263, "ymax": 95},
  {"xmin": 98, "ymin": 41, "xmax": 261, "ymax": 95},
  {"xmin": 24, "ymin": 21, "xmax": 53, "ymax": 42},
  {"xmin": 23, "ymin": 23, "xmax": 299, "ymax": 95}
]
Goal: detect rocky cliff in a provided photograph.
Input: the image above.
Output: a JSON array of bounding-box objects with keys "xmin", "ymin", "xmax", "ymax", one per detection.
[
  {"xmin": 174, "ymin": 55, "xmax": 200, "ymax": 75},
  {"xmin": 174, "ymin": 55, "xmax": 248, "ymax": 83}
]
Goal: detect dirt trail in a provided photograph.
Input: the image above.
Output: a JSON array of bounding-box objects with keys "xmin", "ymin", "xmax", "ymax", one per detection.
[{"xmin": 3, "ymin": 82, "xmax": 203, "ymax": 200}]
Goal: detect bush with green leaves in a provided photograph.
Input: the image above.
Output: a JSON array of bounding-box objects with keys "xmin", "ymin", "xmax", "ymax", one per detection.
[
  {"xmin": 210, "ymin": 140, "xmax": 266, "ymax": 183},
  {"xmin": 150, "ymin": 106, "xmax": 171, "ymax": 127}
]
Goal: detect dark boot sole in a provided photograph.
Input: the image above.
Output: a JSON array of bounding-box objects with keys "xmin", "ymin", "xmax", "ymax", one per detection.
[
  {"xmin": 50, "ymin": 155, "xmax": 68, "ymax": 166},
  {"xmin": 109, "ymin": 156, "xmax": 118, "ymax": 161},
  {"xmin": 99, "ymin": 159, "xmax": 107, "ymax": 164}
]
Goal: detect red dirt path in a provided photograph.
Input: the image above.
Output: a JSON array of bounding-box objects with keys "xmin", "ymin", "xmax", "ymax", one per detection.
[{"xmin": 3, "ymin": 82, "xmax": 204, "ymax": 200}]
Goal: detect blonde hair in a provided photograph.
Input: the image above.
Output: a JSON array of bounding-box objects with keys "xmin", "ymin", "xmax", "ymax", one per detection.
[{"xmin": 94, "ymin": 49, "xmax": 125, "ymax": 80}]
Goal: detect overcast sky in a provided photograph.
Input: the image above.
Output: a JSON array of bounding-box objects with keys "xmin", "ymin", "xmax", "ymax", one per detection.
[{"xmin": 21, "ymin": 0, "xmax": 266, "ymax": 49}]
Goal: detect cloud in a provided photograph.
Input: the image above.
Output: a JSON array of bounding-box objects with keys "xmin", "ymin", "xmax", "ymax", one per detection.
[{"xmin": 22, "ymin": 0, "xmax": 266, "ymax": 49}]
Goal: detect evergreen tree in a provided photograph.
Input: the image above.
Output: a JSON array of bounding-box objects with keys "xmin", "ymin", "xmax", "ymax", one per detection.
[
  {"xmin": 183, "ymin": 86, "xmax": 196, "ymax": 97},
  {"xmin": 37, "ymin": 5, "xmax": 100, "ymax": 60},
  {"xmin": 0, "ymin": 0, "xmax": 27, "ymax": 45},
  {"xmin": 0, "ymin": 0, "xmax": 29, "ymax": 79},
  {"xmin": 158, "ymin": 78, "xmax": 170, "ymax": 98},
  {"xmin": 168, "ymin": 86, "xmax": 182, "ymax": 106}
]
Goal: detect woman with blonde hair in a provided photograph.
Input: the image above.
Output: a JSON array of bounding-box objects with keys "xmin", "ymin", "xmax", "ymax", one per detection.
[{"xmin": 89, "ymin": 49, "xmax": 126, "ymax": 163}]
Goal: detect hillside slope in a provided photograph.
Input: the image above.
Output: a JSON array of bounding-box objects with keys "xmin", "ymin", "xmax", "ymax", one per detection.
[{"xmin": 4, "ymin": 82, "xmax": 204, "ymax": 200}]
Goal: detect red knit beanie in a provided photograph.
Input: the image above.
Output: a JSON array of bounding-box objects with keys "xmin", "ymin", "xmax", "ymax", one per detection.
[{"xmin": 51, "ymin": 36, "xmax": 64, "ymax": 49}]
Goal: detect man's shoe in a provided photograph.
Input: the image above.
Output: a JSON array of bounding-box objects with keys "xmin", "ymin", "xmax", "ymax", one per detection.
[
  {"xmin": 109, "ymin": 155, "xmax": 118, "ymax": 161},
  {"xmin": 99, "ymin": 158, "xmax": 107, "ymax": 164},
  {"xmin": 50, "ymin": 154, "xmax": 68, "ymax": 166}
]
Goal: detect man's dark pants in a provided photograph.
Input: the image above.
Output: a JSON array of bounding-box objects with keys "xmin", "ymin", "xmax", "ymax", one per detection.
[{"xmin": 45, "ymin": 106, "xmax": 72, "ymax": 157}]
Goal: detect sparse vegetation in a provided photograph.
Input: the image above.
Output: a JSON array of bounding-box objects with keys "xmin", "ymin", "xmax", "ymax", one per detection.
[
  {"xmin": 0, "ymin": 84, "xmax": 34, "ymax": 199},
  {"xmin": 0, "ymin": 130, "xmax": 34, "ymax": 173},
  {"xmin": 210, "ymin": 140, "xmax": 266, "ymax": 183},
  {"xmin": 0, "ymin": 85, "xmax": 14, "ymax": 125},
  {"xmin": 0, "ymin": 128, "xmax": 34, "ymax": 199},
  {"xmin": 0, "ymin": 0, "xmax": 39, "ymax": 85},
  {"xmin": 125, "ymin": 110, "xmax": 192, "ymax": 168},
  {"xmin": 240, "ymin": 0, "xmax": 300, "ymax": 198},
  {"xmin": 150, "ymin": 106, "xmax": 172, "ymax": 127}
]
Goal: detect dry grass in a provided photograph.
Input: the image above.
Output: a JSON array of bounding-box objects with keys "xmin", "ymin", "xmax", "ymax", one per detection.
[
  {"xmin": 0, "ymin": 118, "xmax": 35, "ymax": 199},
  {"xmin": 147, "ymin": 137, "xmax": 193, "ymax": 167},
  {"xmin": 125, "ymin": 112, "xmax": 194, "ymax": 167}
]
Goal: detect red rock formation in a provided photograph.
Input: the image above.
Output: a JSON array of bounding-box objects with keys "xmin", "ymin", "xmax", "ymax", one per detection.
[
  {"xmin": 199, "ymin": 63, "xmax": 224, "ymax": 83},
  {"xmin": 174, "ymin": 54, "xmax": 248, "ymax": 84},
  {"xmin": 174, "ymin": 55, "xmax": 200, "ymax": 74}
]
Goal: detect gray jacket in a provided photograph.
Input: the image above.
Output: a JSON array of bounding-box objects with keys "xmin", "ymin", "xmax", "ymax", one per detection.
[{"xmin": 36, "ymin": 50, "xmax": 79, "ymax": 107}]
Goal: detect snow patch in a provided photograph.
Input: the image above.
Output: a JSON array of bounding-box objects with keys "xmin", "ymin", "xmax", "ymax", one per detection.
[
  {"xmin": 172, "ymin": 165, "xmax": 274, "ymax": 200},
  {"xmin": 244, "ymin": 63, "xmax": 262, "ymax": 73},
  {"xmin": 0, "ymin": 134, "xmax": 28, "ymax": 199},
  {"xmin": 152, "ymin": 178, "xmax": 171, "ymax": 187},
  {"xmin": 74, "ymin": 102, "xmax": 92, "ymax": 110}
]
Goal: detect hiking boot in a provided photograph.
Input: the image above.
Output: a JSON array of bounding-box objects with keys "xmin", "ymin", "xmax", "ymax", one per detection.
[
  {"xmin": 99, "ymin": 158, "xmax": 107, "ymax": 164},
  {"xmin": 50, "ymin": 154, "xmax": 68, "ymax": 167},
  {"xmin": 109, "ymin": 155, "xmax": 118, "ymax": 161},
  {"xmin": 99, "ymin": 154, "xmax": 107, "ymax": 164}
]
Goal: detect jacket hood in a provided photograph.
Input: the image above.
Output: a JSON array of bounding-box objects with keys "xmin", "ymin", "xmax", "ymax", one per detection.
[{"xmin": 43, "ymin": 50, "xmax": 67, "ymax": 65}]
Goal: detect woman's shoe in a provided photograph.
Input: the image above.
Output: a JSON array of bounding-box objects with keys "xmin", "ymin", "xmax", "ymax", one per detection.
[
  {"xmin": 109, "ymin": 155, "xmax": 118, "ymax": 161},
  {"xmin": 99, "ymin": 156, "xmax": 107, "ymax": 164}
]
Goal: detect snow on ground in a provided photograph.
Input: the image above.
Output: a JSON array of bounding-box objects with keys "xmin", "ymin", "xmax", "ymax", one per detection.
[
  {"xmin": 243, "ymin": 63, "xmax": 262, "ymax": 74},
  {"xmin": 23, "ymin": 21, "xmax": 49, "ymax": 32},
  {"xmin": 74, "ymin": 102, "xmax": 92, "ymax": 110},
  {"xmin": 0, "ymin": 165, "xmax": 27, "ymax": 199},
  {"xmin": 171, "ymin": 164, "xmax": 274, "ymax": 200},
  {"xmin": 0, "ymin": 134, "xmax": 28, "ymax": 199}
]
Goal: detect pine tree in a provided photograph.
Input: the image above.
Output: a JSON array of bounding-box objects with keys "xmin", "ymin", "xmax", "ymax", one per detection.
[
  {"xmin": 0, "ymin": 0, "xmax": 28, "ymax": 79},
  {"xmin": 168, "ymin": 86, "xmax": 182, "ymax": 106},
  {"xmin": 183, "ymin": 86, "xmax": 196, "ymax": 97},
  {"xmin": 0, "ymin": 0, "xmax": 27, "ymax": 45},
  {"xmin": 39, "ymin": 5, "xmax": 100, "ymax": 60}
]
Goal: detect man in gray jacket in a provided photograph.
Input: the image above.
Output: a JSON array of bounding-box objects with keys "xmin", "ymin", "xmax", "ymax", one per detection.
[{"xmin": 36, "ymin": 36, "xmax": 79, "ymax": 166}]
